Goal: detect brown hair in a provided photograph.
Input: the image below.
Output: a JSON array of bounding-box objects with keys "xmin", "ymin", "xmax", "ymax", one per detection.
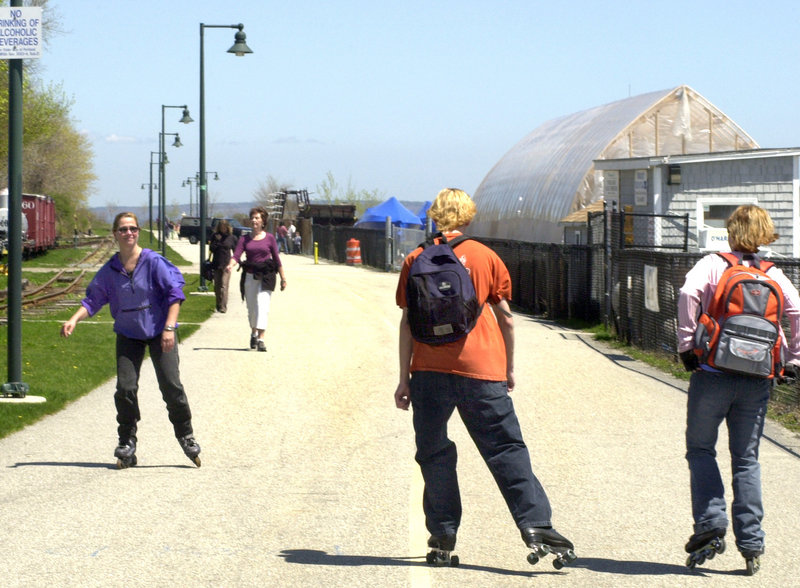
[
  {"xmin": 248, "ymin": 207, "xmax": 268, "ymax": 226},
  {"xmin": 112, "ymin": 212, "xmax": 139, "ymax": 232},
  {"xmin": 214, "ymin": 219, "xmax": 232, "ymax": 235},
  {"xmin": 726, "ymin": 205, "xmax": 778, "ymax": 253},
  {"xmin": 428, "ymin": 188, "xmax": 477, "ymax": 231}
]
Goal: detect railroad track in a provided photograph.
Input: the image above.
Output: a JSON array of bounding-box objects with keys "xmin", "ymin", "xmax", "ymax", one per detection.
[{"xmin": 0, "ymin": 237, "xmax": 115, "ymax": 317}]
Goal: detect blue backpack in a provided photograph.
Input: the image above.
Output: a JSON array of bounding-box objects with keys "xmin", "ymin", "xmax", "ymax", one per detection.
[{"xmin": 406, "ymin": 233, "xmax": 482, "ymax": 345}]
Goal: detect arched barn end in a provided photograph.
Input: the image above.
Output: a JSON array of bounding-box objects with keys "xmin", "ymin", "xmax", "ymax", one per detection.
[{"xmin": 470, "ymin": 85, "xmax": 758, "ymax": 243}]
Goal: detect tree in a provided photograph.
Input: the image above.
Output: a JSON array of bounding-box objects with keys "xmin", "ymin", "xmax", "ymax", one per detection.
[
  {"xmin": 0, "ymin": 0, "xmax": 95, "ymax": 236},
  {"xmin": 253, "ymin": 175, "xmax": 292, "ymax": 209},
  {"xmin": 315, "ymin": 170, "xmax": 383, "ymax": 216}
]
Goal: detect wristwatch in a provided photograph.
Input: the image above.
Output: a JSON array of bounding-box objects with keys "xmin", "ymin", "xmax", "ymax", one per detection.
[{"xmin": 163, "ymin": 324, "xmax": 178, "ymax": 332}]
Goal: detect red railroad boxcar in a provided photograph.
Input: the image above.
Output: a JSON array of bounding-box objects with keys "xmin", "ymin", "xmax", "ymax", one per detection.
[{"xmin": 21, "ymin": 193, "xmax": 56, "ymax": 255}]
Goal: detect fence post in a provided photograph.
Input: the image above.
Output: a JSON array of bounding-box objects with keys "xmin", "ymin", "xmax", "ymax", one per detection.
[
  {"xmin": 682, "ymin": 213, "xmax": 690, "ymax": 251},
  {"xmin": 605, "ymin": 207, "xmax": 612, "ymax": 328},
  {"xmin": 385, "ymin": 216, "xmax": 392, "ymax": 272}
]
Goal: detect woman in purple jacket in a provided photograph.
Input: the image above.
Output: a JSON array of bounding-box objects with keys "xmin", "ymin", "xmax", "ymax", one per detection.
[{"xmin": 61, "ymin": 212, "xmax": 201, "ymax": 468}]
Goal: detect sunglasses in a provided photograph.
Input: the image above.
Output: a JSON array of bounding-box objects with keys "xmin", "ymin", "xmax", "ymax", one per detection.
[{"xmin": 117, "ymin": 226, "xmax": 140, "ymax": 234}]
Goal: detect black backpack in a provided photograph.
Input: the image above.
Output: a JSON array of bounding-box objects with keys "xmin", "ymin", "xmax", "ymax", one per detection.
[{"xmin": 406, "ymin": 232, "xmax": 482, "ymax": 345}]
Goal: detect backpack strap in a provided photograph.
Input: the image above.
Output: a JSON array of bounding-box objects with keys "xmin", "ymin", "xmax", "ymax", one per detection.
[
  {"xmin": 717, "ymin": 251, "xmax": 775, "ymax": 273},
  {"xmin": 446, "ymin": 234, "xmax": 472, "ymax": 249},
  {"xmin": 417, "ymin": 231, "xmax": 473, "ymax": 250},
  {"xmin": 716, "ymin": 251, "xmax": 740, "ymax": 268}
]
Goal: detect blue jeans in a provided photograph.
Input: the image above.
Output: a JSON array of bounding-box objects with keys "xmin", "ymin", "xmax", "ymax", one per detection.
[
  {"xmin": 115, "ymin": 333, "xmax": 193, "ymax": 442},
  {"xmin": 410, "ymin": 371, "xmax": 552, "ymax": 537},
  {"xmin": 685, "ymin": 370, "xmax": 770, "ymax": 553}
]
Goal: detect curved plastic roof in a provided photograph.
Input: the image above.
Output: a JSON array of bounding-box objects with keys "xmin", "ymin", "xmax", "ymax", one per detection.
[{"xmin": 469, "ymin": 85, "xmax": 758, "ymax": 242}]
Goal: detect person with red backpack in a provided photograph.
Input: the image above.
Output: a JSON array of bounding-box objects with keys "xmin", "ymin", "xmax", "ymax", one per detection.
[
  {"xmin": 678, "ymin": 205, "xmax": 800, "ymax": 575},
  {"xmin": 394, "ymin": 188, "xmax": 575, "ymax": 569}
]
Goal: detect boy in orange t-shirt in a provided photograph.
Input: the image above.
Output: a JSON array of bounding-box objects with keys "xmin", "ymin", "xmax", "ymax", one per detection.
[{"xmin": 395, "ymin": 188, "xmax": 575, "ymax": 567}]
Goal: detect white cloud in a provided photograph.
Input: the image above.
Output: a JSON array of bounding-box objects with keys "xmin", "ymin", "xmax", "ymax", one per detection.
[
  {"xmin": 272, "ymin": 136, "xmax": 327, "ymax": 145},
  {"xmin": 105, "ymin": 134, "xmax": 138, "ymax": 143}
]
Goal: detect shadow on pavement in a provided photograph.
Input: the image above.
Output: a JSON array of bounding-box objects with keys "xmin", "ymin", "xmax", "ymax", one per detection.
[
  {"xmin": 191, "ymin": 347, "xmax": 252, "ymax": 352},
  {"xmin": 9, "ymin": 461, "xmax": 195, "ymax": 470},
  {"xmin": 571, "ymin": 557, "xmax": 733, "ymax": 576},
  {"xmin": 279, "ymin": 549, "xmax": 749, "ymax": 578},
  {"xmin": 278, "ymin": 549, "xmax": 546, "ymax": 577}
]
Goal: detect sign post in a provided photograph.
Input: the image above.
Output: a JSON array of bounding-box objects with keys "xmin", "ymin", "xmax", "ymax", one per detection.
[{"xmin": 1, "ymin": 5, "xmax": 42, "ymax": 400}]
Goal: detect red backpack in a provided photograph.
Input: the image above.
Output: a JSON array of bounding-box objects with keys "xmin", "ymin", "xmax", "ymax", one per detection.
[{"xmin": 693, "ymin": 252, "xmax": 785, "ymax": 379}]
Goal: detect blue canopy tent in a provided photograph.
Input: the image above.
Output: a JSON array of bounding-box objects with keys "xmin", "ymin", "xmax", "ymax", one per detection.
[
  {"xmin": 416, "ymin": 201, "xmax": 435, "ymax": 231},
  {"xmin": 354, "ymin": 196, "xmax": 423, "ymax": 230}
]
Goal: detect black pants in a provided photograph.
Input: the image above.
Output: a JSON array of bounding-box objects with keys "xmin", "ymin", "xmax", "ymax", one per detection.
[{"xmin": 114, "ymin": 333, "xmax": 193, "ymax": 442}]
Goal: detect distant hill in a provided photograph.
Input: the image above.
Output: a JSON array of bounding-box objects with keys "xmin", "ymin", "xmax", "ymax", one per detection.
[
  {"xmin": 89, "ymin": 202, "xmax": 255, "ymax": 226},
  {"xmin": 89, "ymin": 198, "xmax": 426, "ymax": 226}
]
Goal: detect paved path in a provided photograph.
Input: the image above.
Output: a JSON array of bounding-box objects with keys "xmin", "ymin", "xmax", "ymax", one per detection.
[{"xmin": 2, "ymin": 237, "xmax": 800, "ymax": 587}]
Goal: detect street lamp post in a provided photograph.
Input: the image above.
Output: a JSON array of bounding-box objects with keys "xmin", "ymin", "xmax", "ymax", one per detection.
[
  {"xmin": 159, "ymin": 105, "xmax": 193, "ymax": 257},
  {"xmin": 158, "ymin": 131, "xmax": 184, "ymax": 255},
  {"xmin": 182, "ymin": 176, "xmax": 197, "ymax": 216},
  {"xmin": 2, "ymin": 0, "xmax": 27, "ymax": 397},
  {"xmin": 148, "ymin": 151, "xmax": 161, "ymax": 242},
  {"xmin": 141, "ymin": 181, "xmax": 158, "ymax": 243},
  {"xmin": 199, "ymin": 22, "xmax": 252, "ymax": 291},
  {"xmin": 184, "ymin": 171, "xmax": 218, "ymax": 217}
]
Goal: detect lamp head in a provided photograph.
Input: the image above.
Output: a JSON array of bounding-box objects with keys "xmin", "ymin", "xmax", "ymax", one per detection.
[
  {"xmin": 179, "ymin": 108, "xmax": 194, "ymax": 124},
  {"xmin": 228, "ymin": 25, "xmax": 253, "ymax": 56},
  {"xmin": 172, "ymin": 134, "xmax": 183, "ymax": 148}
]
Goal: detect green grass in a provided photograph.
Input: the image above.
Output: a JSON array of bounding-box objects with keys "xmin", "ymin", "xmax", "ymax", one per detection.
[{"xmin": 0, "ymin": 244, "xmax": 214, "ymax": 440}]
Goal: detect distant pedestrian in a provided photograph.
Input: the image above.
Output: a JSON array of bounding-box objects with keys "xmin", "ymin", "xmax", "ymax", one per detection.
[
  {"xmin": 60, "ymin": 212, "xmax": 202, "ymax": 468},
  {"xmin": 678, "ymin": 204, "xmax": 800, "ymax": 575},
  {"xmin": 209, "ymin": 219, "xmax": 237, "ymax": 313},
  {"xmin": 287, "ymin": 221, "xmax": 297, "ymax": 253},
  {"xmin": 228, "ymin": 206, "xmax": 287, "ymax": 352},
  {"xmin": 276, "ymin": 222, "xmax": 289, "ymax": 253},
  {"xmin": 394, "ymin": 188, "xmax": 575, "ymax": 568}
]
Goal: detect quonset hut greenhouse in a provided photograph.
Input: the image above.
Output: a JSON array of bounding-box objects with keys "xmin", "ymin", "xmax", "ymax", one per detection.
[{"xmin": 469, "ymin": 85, "xmax": 758, "ymax": 243}]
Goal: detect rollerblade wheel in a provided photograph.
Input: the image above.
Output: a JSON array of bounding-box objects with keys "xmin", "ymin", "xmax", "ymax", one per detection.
[
  {"xmin": 116, "ymin": 455, "xmax": 137, "ymax": 469},
  {"xmin": 745, "ymin": 557, "xmax": 760, "ymax": 576},
  {"xmin": 565, "ymin": 550, "xmax": 578, "ymax": 563},
  {"xmin": 553, "ymin": 558, "xmax": 564, "ymax": 570},
  {"xmin": 450, "ymin": 555, "xmax": 459, "ymax": 567},
  {"xmin": 426, "ymin": 552, "xmax": 435, "ymax": 565},
  {"xmin": 527, "ymin": 553, "xmax": 540, "ymax": 565}
]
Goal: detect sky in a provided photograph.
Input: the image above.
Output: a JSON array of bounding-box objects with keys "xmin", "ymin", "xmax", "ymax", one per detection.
[{"xmin": 32, "ymin": 0, "xmax": 800, "ymax": 213}]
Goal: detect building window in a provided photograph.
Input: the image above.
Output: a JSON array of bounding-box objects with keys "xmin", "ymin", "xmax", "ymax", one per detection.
[
  {"xmin": 696, "ymin": 197, "xmax": 757, "ymax": 250},
  {"xmin": 703, "ymin": 204, "xmax": 740, "ymax": 228}
]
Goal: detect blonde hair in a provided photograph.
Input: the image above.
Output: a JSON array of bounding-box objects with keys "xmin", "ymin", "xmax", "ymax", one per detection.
[
  {"xmin": 428, "ymin": 188, "xmax": 477, "ymax": 231},
  {"xmin": 726, "ymin": 205, "xmax": 778, "ymax": 253},
  {"xmin": 112, "ymin": 212, "xmax": 139, "ymax": 232}
]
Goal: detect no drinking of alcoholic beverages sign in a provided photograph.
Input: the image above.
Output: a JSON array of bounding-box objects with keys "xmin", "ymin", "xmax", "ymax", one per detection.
[{"xmin": 0, "ymin": 7, "xmax": 42, "ymax": 60}]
